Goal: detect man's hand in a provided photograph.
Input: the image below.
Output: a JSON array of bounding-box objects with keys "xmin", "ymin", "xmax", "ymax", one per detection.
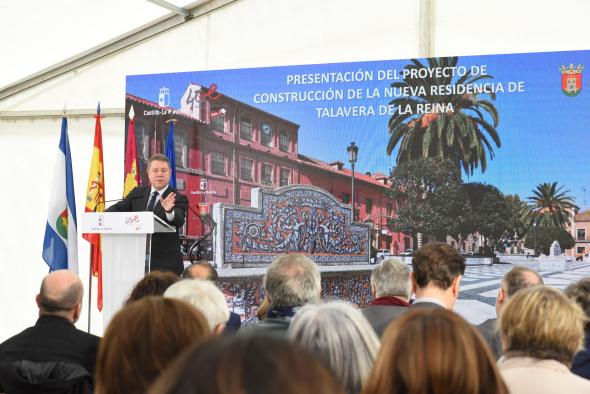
[{"xmin": 160, "ymin": 192, "xmax": 176, "ymax": 212}]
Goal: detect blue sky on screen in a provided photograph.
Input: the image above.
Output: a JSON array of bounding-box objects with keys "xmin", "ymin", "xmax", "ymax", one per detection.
[{"xmin": 127, "ymin": 50, "xmax": 590, "ymax": 208}]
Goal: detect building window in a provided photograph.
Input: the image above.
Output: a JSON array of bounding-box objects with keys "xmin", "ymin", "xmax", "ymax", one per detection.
[
  {"xmin": 211, "ymin": 152, "xmax": 226, "ymax": 176},
  {"xmin": 211, "ymin": 107, "xmax": 225, "ymax": 132},
  {"xmin": 261, "ymin": 123, "xmax": 273, "ymax": 147},
  {"xmin": 279, "ymin": 168, "xmax": 290, "ymax": 187},
  {"xmin": 577, "ymin": 246, "xmax": 586, "ymax": 254},
  {"xmin": 366, "ymin": 198, "xmax": 373, "ymax": 214},
  {"xmin": 578, "ymin": 229, "xmax": 586, "ymax": 241},
  {"xmin": 261, "ymin": 163, "xmax": 273, "ymax": 186},
  {"xmin": 173, "ymin": 129, "xmax": 187, "ymax": 168},
  {"xmin": 386, "ymin": 203, "xmax": 393, "ymax": 216},
  {"xmin": 240, "ymin": 158, "xmax": 254, "ymax": 182},
  {"xmin": 240, "ymin": 116, "xmax": 253, "ymax": 141},
  {"xmin": 342, "ymin": 193, "xmax": 350, "ymax": 204},
  {"xmin": 134, "ymin": 119, "xmax": 150, "ymax": 161},
  {"xmin": 279, "ymin": 129, "xmax": 290, "ymax": 152}
]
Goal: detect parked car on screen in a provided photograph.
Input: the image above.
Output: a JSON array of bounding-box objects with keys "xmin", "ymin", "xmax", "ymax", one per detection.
[
  {"xmin": 399, "ymin": 249, "xmax": 413, "ymax": 256},
  {"xmin": 371, "ymin": 249, "xmax": 391, "ymax": 264}
]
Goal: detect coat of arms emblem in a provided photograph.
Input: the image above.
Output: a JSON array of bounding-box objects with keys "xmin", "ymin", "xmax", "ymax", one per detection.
[{"xmin": 560, "ymin": 64, "xmax": 583, "ymax": 96}]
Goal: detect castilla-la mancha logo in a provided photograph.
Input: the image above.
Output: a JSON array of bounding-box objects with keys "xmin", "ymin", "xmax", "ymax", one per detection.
[{"xmin": 560, "ymin": 64, "xmax": 583, "ymax": 96}]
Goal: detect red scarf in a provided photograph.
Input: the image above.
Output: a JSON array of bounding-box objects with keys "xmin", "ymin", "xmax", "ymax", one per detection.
[{"xmin": 370, "ymin": 295, "xmax": 411, "ymax": 308}]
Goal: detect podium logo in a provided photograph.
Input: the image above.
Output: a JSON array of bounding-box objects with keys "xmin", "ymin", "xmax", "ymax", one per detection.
[
  {"xmin": 98, "ymin": 214, "xmax": 104, "ymax": 227},
  {"xmin": 125, "ymin": 215, "xmax": 140, "ymax": 225}
]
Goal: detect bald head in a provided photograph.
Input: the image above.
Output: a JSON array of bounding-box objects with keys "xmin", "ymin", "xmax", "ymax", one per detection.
[{"xmin": 37, "ymin": 270, "xmax": 83, "ymax": 320}]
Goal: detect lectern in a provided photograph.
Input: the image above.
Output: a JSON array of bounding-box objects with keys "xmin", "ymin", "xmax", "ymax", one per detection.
[{"xmin": 81, "ymin": 212, "xmax": 175, "ymax": 329}]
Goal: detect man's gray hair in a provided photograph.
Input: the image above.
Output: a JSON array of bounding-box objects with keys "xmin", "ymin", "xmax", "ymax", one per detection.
[
  {"xmin": 370, "ymin": 258, "xmax": 411, "ymax": 299},
  {"xmin": 263, "ymin": 254, "xmax": 321, "ymax": 308},
  {"xmin": 289, "ymin": 301, "xmax": 380, "ymax": 394},
  {"xmin": 164, "ymin": 279, "xmax": 230, "ymax": 330},
  {"xmin": 501, "ymin": 266, "xmax": 544, "ymax": 297},
  {"xmin": 38, "ymin": 276, "xmax": 83, "ymax": 313}
]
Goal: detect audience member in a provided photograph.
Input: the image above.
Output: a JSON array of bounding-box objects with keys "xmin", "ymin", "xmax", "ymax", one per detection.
[
  {"xmin": 241, "ymin": 253, "xmax": 321, "ymax": 336},
  {"xmin": 565, "ymin": 278, "xmax": 590, "ymax": 379},
  {"xmin": 498, "ymin": 286, "xmax": 590, "ymax": 393},
  {"xmin": 182, "ymin": 262, "xmax": 241, "ymax": 331},
  {"xmin": 290, "ymin": 301, "xmax": 380, "ymax": 394},
  {"xmin": 256, "ymin": 297, "xmax": 270, "ymax": 321},
  {"xmin": 478, "ymin": 266, "xmax": 543, "ymax": 358},
  {"xmin": 95, "ymin": 297, "xmax": 210, "ymax": 394},
  {"xmin": 361, "ymin": 258, "xmax": 411, "ymax": 336},
  {"xmin": 364, "ymin": 308, "xmax": 508, "ymax": 394},
  {"xmin": 0, "ymin": 270, "xmax": 99, "ymax": 393},
  {"xmin": 148, "ymin": 335, "xmax": 345, "ymax": 394},
  {"xmin": 410, "ymin": 242, "xmax": 465, "ymax": 310},
  {"xmin": 164, "ymin": 279, "xmax": 230, "ymax": 334},
  {"xmin": 126, "ymin": 271, "xmax": 180, "ymax": 304}
]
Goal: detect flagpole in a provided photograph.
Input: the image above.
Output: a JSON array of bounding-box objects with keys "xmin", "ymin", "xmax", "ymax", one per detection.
[{"xmin": 87, "ymin": 260, "xmax": 93, "ymax": 332}]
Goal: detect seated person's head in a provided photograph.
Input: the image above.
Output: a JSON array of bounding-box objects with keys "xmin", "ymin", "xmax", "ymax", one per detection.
[
  {"xmin": 36, "ymin": 269, "xmax": 84, "ymax": 323},
  {"xmin": 496, "ymin": 266, "xmax": 543, "ymax": 316},
  {"xmin": 370, "ymin": 258, "xmax": 411, "ymax": 300},
  {"xmin": 411, "ymin": 242, "xmax": 465, "ymax": 308},
  {"xmin": 364, "ymin": 308, "xmax": 507, "ymax": 394},
  {"xmin": 565, "ymin": 277, "xmax": 590, "ymax": 330},
  {"xmin": 289, "ymin": 301, "xmax": 380, "ymax": 394},
  {"xmin": 182, "ymin": 262, "xmax": 218, "ymax": 282},
  {"xmin": 264, "ymin": 254, "xmax": 321, "ymax": 309},
  {"xmin": 501, "ymin": 286, "xmax": 585, "ymax": 367},
  {"xmin": 126, "ymin": 271, "xmax": 180, "ymax": 304},
  {"xmin": 95, "ymin": 297, "xmax": 211, "ymax": 394},
  {"xmin": 149, "ymin": 335, "xmax": 345, "ymax": 394},
  {"xmin": 164, "ymin": 279, "xmax": 230, "ymax": 334}
]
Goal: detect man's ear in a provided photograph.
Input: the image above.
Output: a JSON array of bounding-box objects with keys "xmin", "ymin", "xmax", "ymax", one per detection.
[
  {"xmin": 35, "ymin": 294, "xmax": 41, "ymax": 308},
  {"xmin": 72, "ymin": 303, "xmax": 82, "ymax": 323},
  {"xmin": 410, "ymin": 272, "xmax": 417, "ymax": 293},
  {"xmin": 496, "ymin": 287, "xmax": 505, "ymax": 308},
  {"xmin": 451, "ymin": 275, "xmax": 462, "ymax": 297},
  {"xmin": 370, "ymin": 284, "xmax": 377, "ymax": 299},
  {"xmin": 214, "ymin": 323, "xmax": 226, "ymax": 336}
]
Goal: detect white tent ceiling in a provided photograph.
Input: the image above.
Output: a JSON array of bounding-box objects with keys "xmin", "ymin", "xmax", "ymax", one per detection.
[{"xmin": 0, "ymin": 0, "xmax": 194, "ymax": 88}]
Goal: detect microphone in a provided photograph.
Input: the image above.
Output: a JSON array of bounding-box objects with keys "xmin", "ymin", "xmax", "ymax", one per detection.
[{"xmin": 94, "ymin": 195, "xmax": 143, "ymax": 212}]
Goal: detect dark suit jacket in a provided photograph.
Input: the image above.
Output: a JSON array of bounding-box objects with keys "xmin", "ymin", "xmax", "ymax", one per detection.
[
  {"xmin": 572, "ymin": 328, "xmax": 590, "ymax": 379},
  {"xmin": 410, "ymin": 300, "xmax": 446, "ymax": 310},
  {"xmin": 0, "ymin": 316, "xmax": 100, "ymax": 374},
  {"xmin": 361, "ymin": 305, "xmax": 408, "ymax": 337},
  {"xmin": 478, "ymin": 317, "xmax": 502, "ymax": 359},
  {"xmin": 106, "ymin": 185, "xmax": 188, "ymax": 274}
]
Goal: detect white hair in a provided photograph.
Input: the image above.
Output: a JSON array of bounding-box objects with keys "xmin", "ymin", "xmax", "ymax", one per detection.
[
  {"xmin": 289, "ymin": 301, "xmax": 380, "ymax": 394},
  {"xmin": 264, "ymin": 254, "xmax": 321, "ymax": 307},
  {"xmin": 371, "ymin": 258, "xmax": 411, "ymax": 299},
  {"xmin": 164, "ymin": 279, "xmax": 230, "ymax": 330}
]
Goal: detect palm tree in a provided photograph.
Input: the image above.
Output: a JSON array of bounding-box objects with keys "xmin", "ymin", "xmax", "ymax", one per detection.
[
  {"xmin": 527, "ymin": 182, "xmax": 579, "ymax": 228},
  {"xmin": 386, "ymin": 57, "xmax": 501, "ymax": 175}
]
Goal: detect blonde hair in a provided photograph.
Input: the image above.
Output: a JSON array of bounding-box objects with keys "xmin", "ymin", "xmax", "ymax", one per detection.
[{"xmin": 501, "ymin": 286, "xmax": 586, "ymax": 366}]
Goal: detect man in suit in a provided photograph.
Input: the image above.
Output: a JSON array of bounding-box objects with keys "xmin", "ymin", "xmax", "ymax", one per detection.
[
  {"xmin": 0, "ymin": 270, "xmax": 100, "ymax": 392},
  {"xmin": 478, "ymin": 266, "xmax": 543, "ymax": 358},
  {"xmin": 410, "ymin": 242, "xmax": 465, "ymax": 310},
  {"xmin": 361, "ymin": 258, "xmax": 411, "ymax": 336},
  {"xmin": 183, "ymin": 262, "xmax": 242, "ymax": 331},
  {"xmin": 107, "ymin": 154, "xmax": 188, "ymax": 275}
]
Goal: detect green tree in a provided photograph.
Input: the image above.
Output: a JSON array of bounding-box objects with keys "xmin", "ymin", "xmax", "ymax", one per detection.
[
  {"xmin": 527, "ymin": 182, "xmax": 579, "ymax": 228},
  {"xmin": 504, "ymin": 194, "xmax": 530, "ymax": 246},
  {"xmin": 462, "ymin": 183, "xmax": 512, "ymax": 252},
  {"xmin": 386, "ymin": 57, "xmax": 501, "ymax": 175},
  {"xmin": 524, "ymin": 226, "xmax": 575, "ymax": 255},
  {"xmin": 388, "ymin": 158, "xmax": 466, "ymax": 243}
]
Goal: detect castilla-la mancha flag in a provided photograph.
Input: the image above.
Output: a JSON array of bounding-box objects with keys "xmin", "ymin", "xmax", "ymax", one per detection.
[
  {"xmin": 124, "ymin": 106, "xmax": 140, "ymax": 197},
  {"xmin": 82, "ymin": 104, "xmax": 105, "ymax": 311}
]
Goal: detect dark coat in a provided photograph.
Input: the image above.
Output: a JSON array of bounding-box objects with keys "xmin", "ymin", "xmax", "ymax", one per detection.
[
  {"xmin": 572, "ymin": 329, "xmax": 590, "ymax": 380},
  {"xmin": 106, "ymin": 185, "xmax": 188, "ymax": 274},
  {"xmin": 0, "ymin": 316, "xmax": 100, "ymax": 393}
]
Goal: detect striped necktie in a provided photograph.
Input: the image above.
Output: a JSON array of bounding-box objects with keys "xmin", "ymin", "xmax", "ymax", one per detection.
[{"xmin": 147, "ymin": 191, "xmax": 159, "ymax": 211}]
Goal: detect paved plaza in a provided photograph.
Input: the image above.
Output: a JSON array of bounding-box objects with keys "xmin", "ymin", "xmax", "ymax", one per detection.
[{"xmin": 455, "ymin": 262, "xmax": 590, "ymax": 324}]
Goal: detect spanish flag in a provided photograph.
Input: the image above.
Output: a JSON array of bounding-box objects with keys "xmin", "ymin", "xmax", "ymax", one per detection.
[
  {"xmin": 124, "ymin": 105, "xmax": 140, "ymax": 197},
  {"xmin": 82, "ymin": 103, "xmax": 105, "ymax": 311}
]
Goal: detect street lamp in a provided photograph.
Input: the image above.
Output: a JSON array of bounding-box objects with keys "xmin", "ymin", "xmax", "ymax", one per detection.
[
  {"xmin": 347, "ymin": 142, "xmax": 359, "ymax": 220},
  {"xmin": 533, "ymin": 222, "xmax": 537, "ymax": 256}
]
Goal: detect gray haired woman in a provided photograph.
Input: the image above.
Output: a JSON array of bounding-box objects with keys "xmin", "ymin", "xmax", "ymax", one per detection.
[{"xmin": 289, "ymin": 301, "xmax": 380, "ymax": 394}]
